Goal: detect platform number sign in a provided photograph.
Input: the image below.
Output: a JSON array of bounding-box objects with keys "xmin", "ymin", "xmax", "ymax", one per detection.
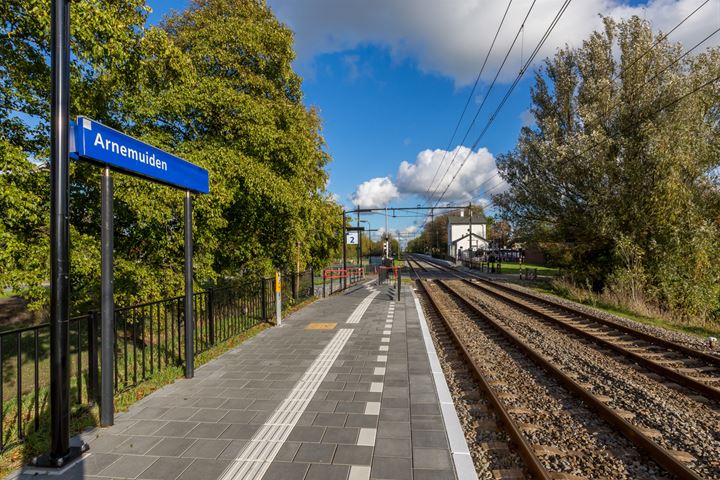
[{"xmin": 346, "ymin": 232, "xmax": 358, "ymax": 245}]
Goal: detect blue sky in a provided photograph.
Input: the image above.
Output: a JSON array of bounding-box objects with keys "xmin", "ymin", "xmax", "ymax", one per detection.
[{"xmin": 147, "ymin": 0, "xmax": 716, "ymax": 240}]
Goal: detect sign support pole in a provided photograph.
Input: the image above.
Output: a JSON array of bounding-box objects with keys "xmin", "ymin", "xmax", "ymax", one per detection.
[
  {"xmin": 34, "ymin": 0, "xmax": 87, "ymax": 467},
  {"xmin": 184, "ymin": 191, "xmax": 194, "ymax": 379},
  {"xmin": 342, "ymin": 212, "xmax": 347, "ymax": 290},
  {"xmin": 100, "ymin": 167, "xmax": 114, "ymax": 426}
]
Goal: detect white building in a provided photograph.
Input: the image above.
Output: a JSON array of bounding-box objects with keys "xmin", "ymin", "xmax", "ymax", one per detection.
[{"xmin": 447, "ymin": 212, "xmax": 488, "ymax": 258}]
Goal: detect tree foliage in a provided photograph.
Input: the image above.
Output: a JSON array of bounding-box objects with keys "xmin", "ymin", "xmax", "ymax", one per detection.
[
  {"xmin": 495, "ymin": 17, "xmax": 720, "ymax": 321},
  {"xmin": 0, "ymin": 0, "xmax": 341, "ymax": 313}
]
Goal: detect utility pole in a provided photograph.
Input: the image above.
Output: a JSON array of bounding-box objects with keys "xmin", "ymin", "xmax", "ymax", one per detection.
[{"xmin": 469, "ymin": 202, "xmax": 473, "ymax": 260}]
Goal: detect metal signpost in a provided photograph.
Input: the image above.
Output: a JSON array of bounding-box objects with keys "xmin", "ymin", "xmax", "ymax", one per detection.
[
  {"xmin": 71, "ymin": 117, "xmax": 209, "ymax": 427},
  {"xmin": 39, "ymin": 7, "xmax": 210, "ymax": 464},
  {"xmin": 275, "ymin": 272, "xmax": 282, "ymax": 326}
]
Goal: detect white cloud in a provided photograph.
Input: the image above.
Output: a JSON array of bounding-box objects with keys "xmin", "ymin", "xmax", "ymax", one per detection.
[
  {"xmin": 396, "ymin": 146, "xmax": 504, "ymax": 203},
  {"xmin": 350, "ymin": 177, "xmax": 400, "ymax": 208},
  {"xmin": 401, "ymin": 225, "xmax": 418, "ymax": 235},
  {"xmin": 271, "ymin": 0, "xmax": 719, "ymax": 85}
]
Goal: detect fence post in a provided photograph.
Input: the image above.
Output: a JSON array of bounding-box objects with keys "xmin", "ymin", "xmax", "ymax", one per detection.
[
  {"xmin": 208, "ymin": 289, "xmax": 215, "ymax": 346},
  {"xmin": 87, "ymin": 312, "xmax": 99, "ymax": 406},
  {"xmin": 322, "ymin": 271, "xmax": 326, "ymax": 298},
  {"xmin": 311, "ymin": 268, "xmax": 315, "ymax": 297},
  {"xmin": 261, "ymin": 279, "xmax": 268, "ymax": 322},
  {"xmin": 292, "ymin": 271, "xmax": 298, "ymax": 301}
]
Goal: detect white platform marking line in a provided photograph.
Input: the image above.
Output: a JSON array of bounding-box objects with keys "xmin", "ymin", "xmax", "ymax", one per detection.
[
  {"xmin": 218, "ymin": 328, "xmax": 353, "ymax": 480},
  {"xmin": 347, "ymin": 291, "xmax": 380, "ymax": 324}
]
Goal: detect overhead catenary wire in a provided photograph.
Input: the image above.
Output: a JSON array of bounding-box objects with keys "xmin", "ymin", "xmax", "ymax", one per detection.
[
  {"xmin": 429, "ymin": 0, "xmax": 573, "ymax": 213},
  {"xmin": 426, "ymin": 0, "xmax": 714, "ymax": 220},
  {"xmin": 422, "ymin": 0, "xmax": 515, "ymax": 202},
  {"xmin": 424, "ymin": 0, "xmax": 539, "ymax": 206}
]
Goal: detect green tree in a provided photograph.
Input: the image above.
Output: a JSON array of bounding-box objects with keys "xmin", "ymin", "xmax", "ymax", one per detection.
[
  {"xmin": 0, "ymin": 0, "xmax": 340, "ymax": 314},
  {"xmin": 495, "ymin": 17, "xmax": 720, "ymax": 321}
]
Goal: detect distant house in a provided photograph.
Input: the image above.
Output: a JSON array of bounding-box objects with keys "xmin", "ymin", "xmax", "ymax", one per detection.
[{"xmin": 447, "ymin": 212, "xmax": 488, "ymax": 258}]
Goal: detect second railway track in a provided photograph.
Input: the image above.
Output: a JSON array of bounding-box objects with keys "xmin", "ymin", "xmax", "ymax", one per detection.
[{"xmin": 407, "ymin": 255, "xmax": 720, "ymax": 479}]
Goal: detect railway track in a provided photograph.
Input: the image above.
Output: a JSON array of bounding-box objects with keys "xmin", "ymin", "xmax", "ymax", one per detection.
[
  {"xmin": 409, "ymin": 255, "xmax": 720, "ymax": 401},
  {"xmin": 407, "ymin": 257, "xmax": 720, "ymax": 479}
]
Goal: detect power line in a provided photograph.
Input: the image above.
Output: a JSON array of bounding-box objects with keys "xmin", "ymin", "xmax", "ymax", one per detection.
[
  {"xmin": 419, "ymin": 0, "xmax": 713, "ymax": 235},
  {"xmin": 422, "ymin": 0, "xmax": 515, "ymax": 202},
  {"xmin": 425, "ymin": 0, "xmax": 539, "ymax": 206},
  {"xmin": 431, "ymin": 0, "xmax": 572, "ymax": 211}
]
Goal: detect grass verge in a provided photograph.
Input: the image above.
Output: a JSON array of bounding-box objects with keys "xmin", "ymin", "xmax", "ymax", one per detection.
[{"xmin": 0, "ymin": 322, "xmax": 269, "ymax": 479}]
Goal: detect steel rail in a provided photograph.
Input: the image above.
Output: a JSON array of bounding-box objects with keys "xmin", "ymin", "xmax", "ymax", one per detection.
[
  {"xmin": 407, "ymin": 258, "xmax": 552, "ymax": 479},
  {"xmin": 435, "ymin": 279, "xmax": 704, "ymax": 480},
  {"xmin": 417, "ymin": 279, "xmax": 553, "ymax": 480},
  {"xmin": 413, "ymin": 254, "xmax": 720, "ymax": 400},
  {"xmin": 458, "ymin": 277, "xmax": 720, "ymax": 401},
  {"xmin": 420, "ymin": 255, "xmax": 720, "ymax": 367}
]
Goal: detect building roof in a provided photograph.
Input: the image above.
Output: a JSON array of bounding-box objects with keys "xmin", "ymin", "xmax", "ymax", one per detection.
[{"xmin": 447, "ymin": 215, "xmax": 486, "ymax": 225}]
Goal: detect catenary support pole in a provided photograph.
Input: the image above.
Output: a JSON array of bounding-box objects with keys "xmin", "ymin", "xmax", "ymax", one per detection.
[
  {"xmin": 184, "ymin": 191, "xmax": 194, "ymax": 379},
  {"xmin": 48, "ymin": 0, "xmax": 72, "ymax": 464},
  {"xmin": 100, "ymin": 168, "xmax": 114, "ymax": 426}
]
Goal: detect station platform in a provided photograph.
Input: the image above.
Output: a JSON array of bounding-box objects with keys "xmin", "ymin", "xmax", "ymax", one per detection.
[{"xmin": 12, "ymin": 280, "xmax": 475, "ymax": 480}]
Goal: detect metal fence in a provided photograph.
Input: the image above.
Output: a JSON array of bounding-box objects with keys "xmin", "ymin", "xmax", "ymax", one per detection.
[{"xmin": 0, "ymin": 269, "xmax": 314, "ymax": 452}]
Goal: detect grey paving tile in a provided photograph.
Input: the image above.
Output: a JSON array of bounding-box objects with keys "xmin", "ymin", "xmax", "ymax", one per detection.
[
  {"xmin": 377, "ymin": 421, "xmax": 411, "ymax": 439},
  {"xmin": 146, "ymin": 437, "xmax": 195, "ymax": 457},
  {"xmin": 217, "ymin": 439, "xmax": 249, "ymax": 459},
  {"xmin": 411, "ymin": 415, "xmax": 445, "ymax": 431},
  {"xmin": 176, "ymin": 458, "xmax": 231, "ymax": 480},
  {"xmin": 413, "ymin": 469, "xmax": 456, "ymax": 480},
  {"xmin": 192, "ymin": 397, "xmax": 226, "ymax": 408},
  {"xmin": 83, "ymin": 434, "xmax": 128, "ymax": 453},
  {"xmin": 181, "ymin": 439, "xmax": 231, "ymax": 459},
  {"xmin": 115, "ymin": 436, "xmax": 162, "ymax": 455},
  {"xmin": 379, "ymin": 408, "xmax": 410, "ymax": 422},
  {"xmin": 220, "ymin": 398, "xmax": 254, "ymax": 410},
  {"xmin": 218, "ymin": 423, "xmax": 260, "ymax": 439},
  {"xmin": 412, "ymin": 448, "xmax": 452, "ymax": 469},
  {"xmin": 345, "ymin": 414, "xmax": 378, "ymax": 428},
  {"xmin": 313, "ymin": 412, "xmax": 347, "ymax": 427},
  {"xmin": 73, "ymin": 453, "xmax": 122, "ymax": 475},
  {"xmin": 132, "ymin": 407, "xmax": 169, "ymax": 419},
  {"xmin": 154, "ymin": 422, "xmax": 198, "ymax": 438},
  {"xmin": 274, "ymin": 441, "xmax": 302, "ymax": 461},
  {"xmin": 186, "ymin": 422, "xmax": 230, "ymax": 439},
  {"xmin": 138, "ymin": 457, "xmax": 193, "ymax": 479},
  {"xmin": 326, "ymin": 391, "xmax": 355, "ymax": 401},
  {"xmin": 305, "ymin": 463, "xmax": 351, "ymax": 480},
  {"xmin": 412, "ymin": 403, "xmax": 441, "ymax": 416},
  {"xmin": 263, "ymin": 461, "xmax": 309, "ymax": 480},
  {"xmin": 374, "ymin": 438, "xmax": 412, "ymax": 458},
  {"xmin": 294, "ymin": 442, "xmax": 336, "ymax": 463},
  {"xmin": 125, "ymin": 420, "xmax": 168, "ymax": 436},
  {"xmin": 412, "ymin": 430, "xmax": 449, "ymax": 448},
  {"xmin": 371, "ymin": 456, "xmax": 412, "ymax": 480},
  {"xmin": 188, "ymin": 408, "xmax": 228, "ymax": 422},
  {"xmin": 333, "ymin": 445, "xmax": 373, "ymax": 466},
  {"xmin": 160, "ymin": 407, "xmax": 198, "ymax": 421},
  {"xmin": 219, "ymin": 409, "xmax": 258, "ymax": 424},
  {"xmin": 335, "ymin": 401, "xmax": 366, "ymax": 414},
  {"xmin": 98, "ymin": 454, "xmax": 158, "ymax": 478},
  {"xmin": 287, "ymin": 425, "xmax": 325, "ymax": 442},
  {"xmin": 322, "ymin": 427, "xmax": 359, "ymax": 445}
]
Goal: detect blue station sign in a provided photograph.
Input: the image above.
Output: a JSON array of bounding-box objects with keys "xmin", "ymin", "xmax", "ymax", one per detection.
[{"xmin": 71, "ymin": 116, "xmax": 209, "ymax": 193}]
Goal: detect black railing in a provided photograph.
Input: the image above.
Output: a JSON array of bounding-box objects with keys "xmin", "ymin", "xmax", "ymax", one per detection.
[{"xmin": 0, "ymin": 270, "xmax": 315, "ymax": 452}]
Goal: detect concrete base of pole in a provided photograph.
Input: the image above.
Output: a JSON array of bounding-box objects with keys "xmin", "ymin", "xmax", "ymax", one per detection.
[{"xmin": 276, "ymin": 291, "xmax": 282, "ymax": 326}]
